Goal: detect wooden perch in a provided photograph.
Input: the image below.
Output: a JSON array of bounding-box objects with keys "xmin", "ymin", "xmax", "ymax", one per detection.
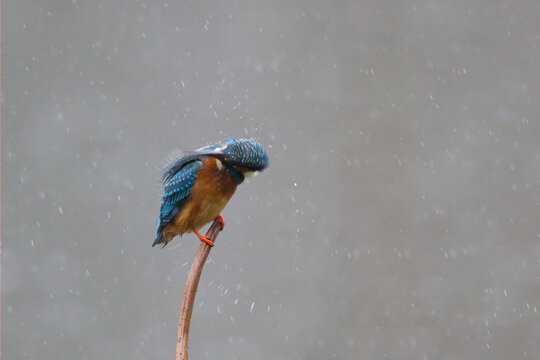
[{"xmin": 175, "ymin": 219, "xmax": 223, "ymax": 360}]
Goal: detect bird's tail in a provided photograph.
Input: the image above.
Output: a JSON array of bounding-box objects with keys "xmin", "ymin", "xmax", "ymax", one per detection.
[
  {"xmin": 153, "ymin": 215, "xmax": 166, "ymax": 247},
  {"xmin": 152, "ymin": 232, "xmax": 165, "ymax": 247}
]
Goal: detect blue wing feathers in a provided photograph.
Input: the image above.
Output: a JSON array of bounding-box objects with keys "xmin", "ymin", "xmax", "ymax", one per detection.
[
  {"xmin": 153, "ymin": 158, "xmax": 204, "ymax": 246},
  {"xmin": 162, "ymin": 154, "xmax": 201, "ymax": 183},
  {"xmin": 162, "ymin": 142, "xmax": 223, "ymax": 183}
]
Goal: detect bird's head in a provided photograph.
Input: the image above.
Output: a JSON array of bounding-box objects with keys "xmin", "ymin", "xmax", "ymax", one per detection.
[
  {"xmin": 192, "ymin": 137, "xmax": 269, "ymax": 179},
  {"xmin": 220, "ymin": 137, "xmax": 269, "ymax": 177}
]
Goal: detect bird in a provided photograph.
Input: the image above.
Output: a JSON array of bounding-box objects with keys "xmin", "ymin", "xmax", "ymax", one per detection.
[{"xmin": 153, "ymin": 137, "xmax": 269, "ymax": 248}]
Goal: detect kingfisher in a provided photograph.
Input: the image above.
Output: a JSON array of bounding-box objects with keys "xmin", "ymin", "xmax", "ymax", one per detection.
[{"xmin": 153, "ymin": 137, "xmax": 269, "ymax": 247}]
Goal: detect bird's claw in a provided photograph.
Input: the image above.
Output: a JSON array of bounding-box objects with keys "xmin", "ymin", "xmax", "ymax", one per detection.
[
  {"xmin": 217, "ymin": 214, "xmax": 225, "ymax": 231},
  {"xmin": 200, "ymin": 236, "xmax": 214, "ymax": 247},
  {"xmin": 194, "ymin": 230, "xmax": 214, "ymax": 246}
]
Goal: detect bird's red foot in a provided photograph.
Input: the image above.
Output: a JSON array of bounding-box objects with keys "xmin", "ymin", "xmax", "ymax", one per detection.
[
  {"xmin": 194, "ymin": 230, "xmax": 214, "ymax": 247},
  {"xmin": 217, "ymin": 214, "xmax": 225, "ymax": 231}
]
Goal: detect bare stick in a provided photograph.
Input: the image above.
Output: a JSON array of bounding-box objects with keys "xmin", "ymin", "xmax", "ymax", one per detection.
[{"xmin": 175, "ymin": 219, "xmax": 223, "ymax": 360}]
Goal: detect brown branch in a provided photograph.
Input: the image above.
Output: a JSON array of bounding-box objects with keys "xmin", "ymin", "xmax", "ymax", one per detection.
[{"xmin": 175, "ymin": 219, "xmax": 223, "ymax": 360}]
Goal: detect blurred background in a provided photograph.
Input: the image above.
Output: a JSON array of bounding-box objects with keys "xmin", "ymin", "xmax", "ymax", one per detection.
[{"xmin": 2, "ymin": 1, "xmax": 540, "ymax": 359}]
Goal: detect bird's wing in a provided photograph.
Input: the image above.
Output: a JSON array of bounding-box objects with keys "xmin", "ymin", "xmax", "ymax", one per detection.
[
  {"xmin": 162, "ymin": 154, "xmax": 201, "ymax": 183},
  {"xmin": 155, "ymin": 159, "xmax": 203, "ymax": 243},
  {"xmin": 162, "ymin": 142, "xmax": 222, "ymax": 182}
]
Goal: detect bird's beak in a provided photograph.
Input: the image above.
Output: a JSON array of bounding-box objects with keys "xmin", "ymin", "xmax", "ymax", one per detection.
[{"xmin": 185, "ymin": 145, "xmax": 227, "ymax": 157}]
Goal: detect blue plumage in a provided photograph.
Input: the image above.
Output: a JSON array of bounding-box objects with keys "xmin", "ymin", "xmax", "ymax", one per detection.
[
  {"xmin": 153, "ymin": 137, "xmax": 269, "ymax": 247},
  {"xmin": 222, "ymin": 138, "xmax": 269, "ymax": 170},
  {"xmin": 154, "ymin": 160, "xmax": 203, "ymax": 246}
]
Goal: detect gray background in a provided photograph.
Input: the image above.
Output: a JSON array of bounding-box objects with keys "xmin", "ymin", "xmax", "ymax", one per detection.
[{"xmin": 3, "ymin": 1, "xmax": 540, "ymax": 359}]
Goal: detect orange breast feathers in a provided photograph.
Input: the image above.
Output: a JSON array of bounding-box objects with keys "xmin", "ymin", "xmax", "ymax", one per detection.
[{"xmin": 173, "ymin": 157, "xmax": 238, "ymax": 234}]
